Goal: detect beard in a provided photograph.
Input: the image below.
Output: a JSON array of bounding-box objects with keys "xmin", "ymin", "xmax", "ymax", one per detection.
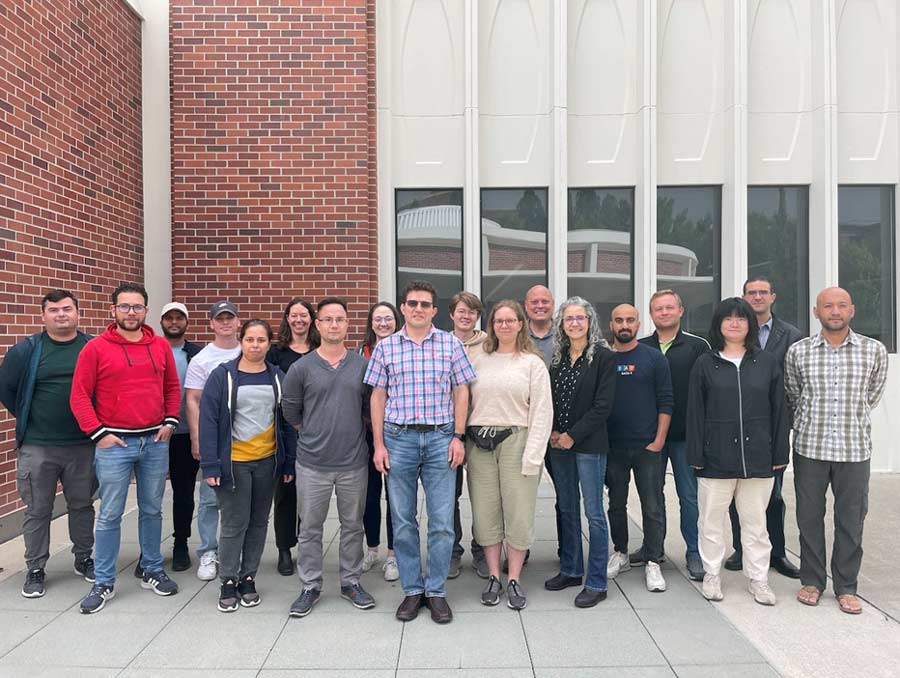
[
  {"xmin": 615, "ymin": 329, "xmax": 634, "ymax": 343},
  {"xmin": 162, "ymin": 326, "xmax": 186, "ymax": 340},
  {"xmin": 115, "ymin": 317, "xmax": 144, "ymax": 332}
]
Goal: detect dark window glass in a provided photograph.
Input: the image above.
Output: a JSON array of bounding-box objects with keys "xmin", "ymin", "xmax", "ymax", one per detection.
[
  {"xmin": 567, "ymin": 187, "xmax": 634, "ymax": 324},
  {"xmin": 838, "ymin": 185, "xmax": 896, "ymax": 351},
  {"xmin": 747, "ymin": 186, "xmax": 810, "ymax": 334},
  {"xmin": 396, "ymin": 189, "xmax": 463, "ymax": 330},
  {"xmin": 657, "ymin": 186, "xmax": 722, "ymax": 337},
  {"xmin": 480, "ymin": 188, "xmax": 548, "ymax": 315}
]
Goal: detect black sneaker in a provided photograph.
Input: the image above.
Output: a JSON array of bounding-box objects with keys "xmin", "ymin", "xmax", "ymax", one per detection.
[
  {"xmin": 74, "ymin": 557, "xmax": 95, "ymax": 583},
  {"xmin": 172, "ymin": 543, "xmax": 191, "ymax": 572},
  {"xmin": 341, "ymin": 583, "xmax": 376, "ymax": 610},
  {"xmin": 141, "ymin": 569, "xmax": 179, "ymax": 596},
  {"xmin": 507, "ymin": 579, "xmax": 527, "ymax": 610},
  {"xmin": 22, "ymin": 568, "xmax": 46, "ymax": 598},
  {"xmin": 80, "ymin": 583, "xmax": 114, "ymax": 614},
  {"xmin": 289, "ymin": 588, "xmax": 320, "ymax": 617},
  {"xmin": 481, "ymin": 575, "xmax": 503, "ymax": 606},
  {"xmin": 237, "ymin": 575, "xmax": 261, "ymax": 607},
  {"xmin": 218, "ymin": 579, "xmax": 239, "ymax": 613}
]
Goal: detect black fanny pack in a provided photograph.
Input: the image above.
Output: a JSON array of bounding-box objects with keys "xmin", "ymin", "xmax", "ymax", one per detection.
[{"xmin": 467, "ymin": 426, "xmax": 515, "ymax": 451}]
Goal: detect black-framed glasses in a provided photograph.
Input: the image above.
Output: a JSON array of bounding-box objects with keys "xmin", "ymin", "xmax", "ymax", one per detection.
[{"xmin": 115, "ymin": 303, "xmax": 146, "ymax": 313}]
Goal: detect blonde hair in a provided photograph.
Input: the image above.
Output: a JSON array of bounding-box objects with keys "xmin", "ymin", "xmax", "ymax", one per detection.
[
  {"xmin": 649, "ymin": 289, "xmax": 683, "ymax": 309},
  {"xmin": 483, "ymin": 300, "xmax": 540, "ymax": 356}
]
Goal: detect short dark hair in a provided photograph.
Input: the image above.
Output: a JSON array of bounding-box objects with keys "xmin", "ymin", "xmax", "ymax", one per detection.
[
  {"xmin": 41, "ymin": 289, "xmax": 78, "ymax": 310},
  {"xmin": 316, "ymin": 296, "xmax": 348, "ymax": 314},
  {"xmin": 449, "ymin": 291, "xmax": 483, "ymax": 315},
  {"xmin": 708, "ymin": 297, "xmax": 760, "ymax": 352},
  {"xmin": 742, "ymin": 276, "xmax": 775, "ymax": 295},
  {"xmin": 112, "ymin": 282, "xmax": 148, "ymax": 305},
  {"xmin": 239, "ymin": 318, "xmax": 273, "ymax": 341},
  {"xmin": 400, "ymin": 280, "xmax": 437, "ymax": 305}
]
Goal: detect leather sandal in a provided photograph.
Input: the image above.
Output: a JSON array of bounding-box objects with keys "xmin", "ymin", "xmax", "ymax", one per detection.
[
  {"xmin": 796, "ymin": 585, "xmax": 821, "ymax": 606},
  {"xmin": 837, "ymin": 594, "xmax": 863, "ymax": 615}
]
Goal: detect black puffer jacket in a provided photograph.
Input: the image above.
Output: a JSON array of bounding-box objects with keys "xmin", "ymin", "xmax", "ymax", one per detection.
[{"xmin": 686, "ymin": 348, "xmax": 789, "ymax": 479}]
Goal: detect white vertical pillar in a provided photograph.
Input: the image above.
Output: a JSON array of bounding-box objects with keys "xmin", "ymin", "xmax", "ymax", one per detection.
[
  {"xmin": 463, "ymin": 0, "xmax": 481, "ymax": 298},
  {"xmin": 634, "ymin": 0, "xmax": 657, "ymax": 318},
  {"xmin": 549, "ymin": 0, "xmax": 568, "ymax": 303},
  {"xmin": 375, "ymin": 0, "xmax": 395, "ymax": 301}
]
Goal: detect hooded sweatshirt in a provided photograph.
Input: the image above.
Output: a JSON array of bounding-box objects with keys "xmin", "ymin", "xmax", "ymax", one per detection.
[
  {"xmin": 460, "ymin": 329, "xmax": 488, "ymax": 359},
  {"xmin": 70, "ymin": 323, "xmax": 181, "ymax": 442}
]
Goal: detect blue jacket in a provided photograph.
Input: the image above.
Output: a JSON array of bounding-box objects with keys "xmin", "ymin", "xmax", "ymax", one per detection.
[
  {"xmin": 0, "ymin": 331, "xmax": 92, "ymax": 447},
  {"xmin": 198, "ymin": 357, "xmax": 297, "ymax": 489}
]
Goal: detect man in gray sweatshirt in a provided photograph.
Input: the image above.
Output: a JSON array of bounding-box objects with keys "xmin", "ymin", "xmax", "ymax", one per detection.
[{"xmin": 282, "ymin": 297, "xmax": 375, "ymax": 618}]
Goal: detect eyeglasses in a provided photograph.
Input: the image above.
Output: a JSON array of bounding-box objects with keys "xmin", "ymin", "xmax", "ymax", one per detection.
[
  {"xmin": 319, "ymin": 317, "xmax": 347, "ymax": 325},
  {"xmin": 115, "ymin": 304, "xmax": 146, "ymax": 313},
  {"xmin": 372, "ymin": 316, "xmax": 395, "ymax": 325},
  {"xmin": 724, "ymin": 316, "xmax": 749, "ymax": 325},
  {"xmin": 404, "ymin": 300, "xmax": 433, "ymax": 309},
  {"xmin": 493, "ymin": 318, "xmax": 521, "ymax": 326},
  {"xmin": 563, "ymin": 315, "xmax": 587, "ymax": 324}
]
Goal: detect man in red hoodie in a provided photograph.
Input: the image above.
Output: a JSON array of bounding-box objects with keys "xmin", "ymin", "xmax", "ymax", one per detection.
[{"xmin": 70, "ymin": 283, "xmax": 182, "ymax": 614}]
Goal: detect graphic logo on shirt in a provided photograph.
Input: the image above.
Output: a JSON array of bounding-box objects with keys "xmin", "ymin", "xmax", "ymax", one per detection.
[{"xmin": 617, "ymin": 364, "xmax": 636, "ymax": 375}]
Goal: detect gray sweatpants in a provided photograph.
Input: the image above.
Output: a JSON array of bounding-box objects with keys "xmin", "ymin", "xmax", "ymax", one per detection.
[
  {"xmin": 214, "ymin": 455, "xmax": 277, "ymax": 581},
  {"xmin": 17, "ymin": 443, "xmax": 97, "ymax": 571},
  {"xmin": 794, "ymin": 453, "xmax": 870, "ymax": 596},
  {"xmin": 297, "ymin": 464, "xmax": 367, "ymax": 591}
]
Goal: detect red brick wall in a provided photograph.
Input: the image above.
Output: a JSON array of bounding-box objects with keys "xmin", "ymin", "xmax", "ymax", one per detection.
[
  {"xmin": 169, "ymin": 0, "xmax": 377, "ymax": 344},
  {"xmin": 0, "ymin": 1, "xmax": 143, "ymax": 518}
]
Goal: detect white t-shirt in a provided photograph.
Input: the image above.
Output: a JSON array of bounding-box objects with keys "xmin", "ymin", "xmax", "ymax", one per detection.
[
  {"xmin": 185, "ymin": 343, "xmax": 242, "ymax": 390},
  {"xmin": 718, "ymin": 351, "xmax": 744, "ymax": 368}
]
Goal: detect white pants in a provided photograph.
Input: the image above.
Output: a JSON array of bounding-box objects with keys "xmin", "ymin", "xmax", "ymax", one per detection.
[{"xmin": 697, "ymin": 477, "xmax": 775, "ymax": 581}]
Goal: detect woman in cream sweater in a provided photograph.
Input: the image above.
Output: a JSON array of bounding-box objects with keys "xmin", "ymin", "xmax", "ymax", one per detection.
[{"xmin": 466, "ymin": 300, "xmax": 552, "ymax": 611}]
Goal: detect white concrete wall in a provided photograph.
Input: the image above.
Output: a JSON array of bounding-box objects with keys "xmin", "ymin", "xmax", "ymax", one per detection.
[{"xmin": 376, "ymin": 0, "xmax": 900, "ymax": 470}]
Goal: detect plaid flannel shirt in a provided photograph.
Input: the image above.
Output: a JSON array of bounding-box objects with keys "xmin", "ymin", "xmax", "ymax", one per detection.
[
  {"xmin": 363, "ymin": 325, "xmax": 476, "ymax": 425},
  {"xmin": 784, "ymin": 329, "xmax": 888, "ymax": 462}
]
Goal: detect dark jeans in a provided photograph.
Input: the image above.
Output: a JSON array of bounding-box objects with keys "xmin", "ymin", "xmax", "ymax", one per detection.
[
  {"xmin": 168, "ymin": 433, "xmax": 198, "ymax": 543},
  {"xmin": 728, "ymin": 468, "xmax": 786, "ymax": 558},
  {"xmin": 544, "ymin": 452, "xmax": 563, "ymax": 554},
  {"xmin": 548, "ymin": 450, "xmax": 609, "ymax": 591},
  {"xmin": 794, "ymin": 454, "xmax": 869, "ymax": 596},
  {"xmin": 364, "ymin": 450, "xmax": 394, "ymax": 550},
  {"xmin": 656, "ymin": 440, "xmax": 699, "ymax": 559},
  {"xmin": 215, "ymin": 455, "xmax": 277, "ymax": 581},
  {"xmin": 453, "ymin": 466, "xmax": 483, "ymax": 560},
  {"xmin": 273, "ymin": 476, "xmax": 299, "ymax": 550},
  {"xmin": 606, "ymin": 447, "xmax": 665, "ymax": 562}
]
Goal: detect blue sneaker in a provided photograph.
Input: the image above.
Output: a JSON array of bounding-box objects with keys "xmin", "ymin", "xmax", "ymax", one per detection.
[
  {"xmin": 141, "ymin": 570, "xmax": 179, "ymax": 596},
  {"xmin": 80, "ymin": 583, "xmax": 114, "ymax": 614}
]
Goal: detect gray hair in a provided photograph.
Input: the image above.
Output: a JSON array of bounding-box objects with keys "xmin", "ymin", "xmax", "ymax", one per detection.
[{"xmin": 550, "ymin": 296, "xmax": 609, "ymax": 367}]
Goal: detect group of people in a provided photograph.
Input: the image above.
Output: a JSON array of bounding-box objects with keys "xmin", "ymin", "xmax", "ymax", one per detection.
[{"xmin": 0, "ymin": 276, "xmax": 886, "ymax": 621}]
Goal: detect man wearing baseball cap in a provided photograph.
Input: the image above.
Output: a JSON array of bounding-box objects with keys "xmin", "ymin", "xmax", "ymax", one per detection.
[{"xmin": 184, "ymin": 300, "xmax": 241, "ymax": 581}]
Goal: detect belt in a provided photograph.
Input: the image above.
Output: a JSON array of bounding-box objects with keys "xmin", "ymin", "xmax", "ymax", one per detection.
[{"xmin": 388, "ymin": 423, "xmax": 448, "ymax": 432}]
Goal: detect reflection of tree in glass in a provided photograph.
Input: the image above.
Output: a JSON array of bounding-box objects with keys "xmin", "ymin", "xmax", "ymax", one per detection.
[
  {"xmin": 840, "ymin": 229, "xmax": 885, "ymax": 342},
  {"xmin": 569, "ymin": 190, "xmax": 632, "ymax": 232},
  {"xmin": 657, "ymin": 196, "xmax": 714, "ymax": 275},
  {"xmin": 481, "ymin": 189, "xmax": 547, "ymax": 233}
]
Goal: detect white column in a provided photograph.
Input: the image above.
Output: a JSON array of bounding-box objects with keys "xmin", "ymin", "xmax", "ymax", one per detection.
[
  {"xmin": 634, "ymin": 0, "xmax": 657, "ymax": 317},
  {"xmin": 549, "ymin": 0, "xmax": 568, "ymax": 303},
  {"xmin": 463, "ymin": 0, "xmax": 481, "ymax": 298},
  {"xmin": 375, "ymin": 0, "xmax": 395, "ymax": 301}
]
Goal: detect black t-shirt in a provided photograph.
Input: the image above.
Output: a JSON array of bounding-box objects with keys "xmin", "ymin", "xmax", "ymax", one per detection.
[{"xmin": 266, "ymin": 345, "xmax": 309, "ymax": 374}]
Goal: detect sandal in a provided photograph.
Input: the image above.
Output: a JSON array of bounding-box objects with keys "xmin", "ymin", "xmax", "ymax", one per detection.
[
  {"xmin": 837, "ymin": 594, "xmax": 863, "ymax": 615},
  {"xmin": 796, "ymin": 586, "xmax": 821, "ymax": 606}
]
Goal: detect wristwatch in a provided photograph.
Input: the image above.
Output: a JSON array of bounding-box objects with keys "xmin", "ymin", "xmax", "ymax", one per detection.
[{"xmin": 453, "ymin": 432, "xmax": 466, "ymax": 442}]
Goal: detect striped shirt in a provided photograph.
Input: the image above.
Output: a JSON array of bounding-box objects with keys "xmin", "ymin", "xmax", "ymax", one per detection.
[
  {"xmin": 363, "ymin": 325, "xmax": 476, "ymax": 425},
  {"xmin": 784, "ymin": 329, "xmax": 888, "ymax": 462}
]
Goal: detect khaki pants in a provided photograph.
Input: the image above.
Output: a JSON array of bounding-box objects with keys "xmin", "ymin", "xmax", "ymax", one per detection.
[{"xmin": 698, "ymin": 476, "xmax": 774, "ymax": 581}]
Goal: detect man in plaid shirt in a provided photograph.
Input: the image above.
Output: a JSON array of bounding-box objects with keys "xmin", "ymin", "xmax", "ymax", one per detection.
[
  {"xmin": 785, "ymin": 287, "xmax": 888, "ymax": 615},
  {"xmin": 364, "ymin": 280, "xmax": 476, "ymax": 624}
]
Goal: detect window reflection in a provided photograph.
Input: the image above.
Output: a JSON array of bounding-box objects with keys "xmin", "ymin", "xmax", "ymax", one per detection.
[{"xmin": 395, "ymin": 189, "xmax": 463, "ymax": 330}]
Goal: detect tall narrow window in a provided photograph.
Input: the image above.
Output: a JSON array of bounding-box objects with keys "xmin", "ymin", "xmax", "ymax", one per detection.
[
  {"xmin": 748, "ymin": 186, "xmax": 809, "ymax": 334},
  {"xmin": 657, "ymin": 186, "xmax": 722, "ymax": 336},
  {"xmin": 395, "ymin": 189, "xmax": 463, "ymax": 330},
  {"xmin": 838, "ymin": 185, "xmax": 896, "ymax": 351},
  {"xmin": 567, "ymin": 187, "xmax": 634, "ymax": 323},
  {"xmin": 480, "ymin": 188, "xmax": 548, "ymax": 315}
]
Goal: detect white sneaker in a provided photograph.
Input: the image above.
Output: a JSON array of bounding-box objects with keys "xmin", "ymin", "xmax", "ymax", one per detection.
[
  {"xmin": 749, "ymin": 579, "xmax": 777, "ymax": 606},
  {"xmin": 702, "ymin": 574, "xmax": 724, "ymax": 601},
  {"xmin": 645, "ymin": 561, "xmax": 666, "ymax": 592},
  {"xmin": 197, "ymin": 550, "xmax": 218, "ymax": 581},
  {"xmin": 607, "ymin": 551, "xmax": 631, "ymax": 579},
  {"xmin": 362, "ymin": 549, "xmax": 380, "ymax": 572},
  {"xmin": 383, "ymin": 556, "xmax": 399, "ymax": 582}
]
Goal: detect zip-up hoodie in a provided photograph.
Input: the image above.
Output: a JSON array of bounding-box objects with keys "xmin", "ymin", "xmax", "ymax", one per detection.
[{"xmin": 70, "ymin": 323, "xmax": 181, "ymax": 442}]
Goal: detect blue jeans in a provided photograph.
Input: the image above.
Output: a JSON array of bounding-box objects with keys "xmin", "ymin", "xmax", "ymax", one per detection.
[
  {"xmin": 384, "ymin": 423, "xmax": 456, "ymax": 597},
  {"xmin": 197, "ymin": 480, "xmax": 219, "ymax": 557},
  {"xmin": 549, "ymin": 450, "xmax": 609, "ymax": 592},
  {"xmin": 93, "ymin": 435, "xmax": 169, "ymax": 585},
  {"xmin": 659, "ymin": 441, "xmax": 699, "ymax": 560}
]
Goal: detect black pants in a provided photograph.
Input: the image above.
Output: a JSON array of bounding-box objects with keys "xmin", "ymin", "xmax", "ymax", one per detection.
[
  {"xmin": 273, "ymin": 477, "xmax": 299, "ymax": 550},
  {"xmin": 168, "ymin": 433, "xmax": 198, "ymax": 543},
  {"xmin": 606, "ymin": 447, "xmax": 665, "ymax": 561},
  {"xmin": 364, "ymin": 452, "xmax": 394, "ymax": 550},
  {"xmin": 728, "ymin": 468, "xmax": 786, "ymax": 557},
  {"xmin": 544, "ymin": 452, "xmax": 563, "ymax": 554},
  {"xmin": 794, "ymin": 454, "xmax": 869, "ymax": 596},
  {"xmin": 453, "ymin": 466, "xmax": 483, "ymax": 559}
]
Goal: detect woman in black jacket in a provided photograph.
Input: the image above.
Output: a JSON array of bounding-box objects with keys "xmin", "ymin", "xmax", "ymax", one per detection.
[
  {"xmin": 687, "ymin": 298, "xmax": 789, "ymax": 606},
  {"xmin": 543, "ymin": 296, "xmax": 616, "ymax": 608}
]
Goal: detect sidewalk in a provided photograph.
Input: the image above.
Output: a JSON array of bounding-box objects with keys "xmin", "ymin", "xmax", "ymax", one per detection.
[{"xmin": 0, "ymin": 473, "xmax": 896, "ymax": 677}]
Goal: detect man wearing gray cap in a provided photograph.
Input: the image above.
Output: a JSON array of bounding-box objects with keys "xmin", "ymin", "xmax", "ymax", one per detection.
[{"xmin": 184, "ymin": 300, "xmax": 241, "ymax": 581}]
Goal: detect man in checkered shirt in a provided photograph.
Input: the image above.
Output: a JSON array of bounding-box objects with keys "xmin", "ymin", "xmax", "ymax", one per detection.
[
  {"xmin": 784, "ymin": 287, "xmax": 888, "ymax": 615},
  {"xmin": 364, "ymin": 280, "xmax": 476, "ymax": 624}
]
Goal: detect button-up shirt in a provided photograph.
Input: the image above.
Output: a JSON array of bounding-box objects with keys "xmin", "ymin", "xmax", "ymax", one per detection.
[
  {"xmin": 758, "ymin": 316, "xmax": 773, "ymax": 349},
  {"xmin": 363, "ymin": 325, "xmax": 476, "ymax": 425},
  {"xmin": 784, "ymin": 329, "xmax": 888, "ymax": 462}
]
